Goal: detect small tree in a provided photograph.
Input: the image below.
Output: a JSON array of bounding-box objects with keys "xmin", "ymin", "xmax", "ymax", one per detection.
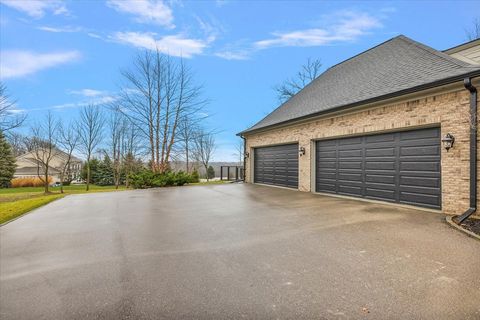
[
  {"xmin": 58, "ymin": 123, "xmax": 79, "ymax": 193},
  {"xmin": 0, "ymin": 130, "xmax": 16, "ymax": 188},
  {"xmin": 95, "ymin": 155, "xmax": 114, "ymax": 186},
  {"xmin": 78, "ymin": 105, "xmax": 104, "ymax": 191},
  {"xmin": 30, "ymin": 112, "xmax": 59, "ymax": 193},
  {"xmin": 193, "ymin": 130, "xmax": 216, "ymax": 182},
  {"xmin": 207, "ymin": 166, "xmax": 215, "ymax": 180}
]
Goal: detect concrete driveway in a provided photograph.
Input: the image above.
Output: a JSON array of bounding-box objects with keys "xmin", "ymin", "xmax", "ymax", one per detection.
[{"xmin": 1, "ymin": 184, "xmax": 479, "ymax": 319}]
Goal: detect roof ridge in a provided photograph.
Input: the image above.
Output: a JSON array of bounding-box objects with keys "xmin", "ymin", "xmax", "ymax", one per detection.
[{"xmin": 396, "ymin": 35, "xmax": 472, "ymax": 68}]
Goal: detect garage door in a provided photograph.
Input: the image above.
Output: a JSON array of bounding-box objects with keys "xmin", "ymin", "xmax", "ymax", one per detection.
[
  {"xmin": 254, "ymin": 143, "xmax": 299, "ymax": 188},
  {"xmin": 315, "ymin": 127, "xmax": 441, "ymax": 209}
]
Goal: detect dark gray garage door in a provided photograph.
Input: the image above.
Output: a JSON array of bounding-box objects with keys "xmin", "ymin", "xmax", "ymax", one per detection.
[
  {"xmin": 316, "ymin": 127, "xmax": 441, "ymax": 209},
  {"xmin": 254, "ymin": 143, "xmax": 299, "ymax": 189}
]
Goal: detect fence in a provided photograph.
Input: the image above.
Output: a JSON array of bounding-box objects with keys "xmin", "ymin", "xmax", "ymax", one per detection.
[{"xmin": 220, "ymin": 166, "xmax": 244, "ymax": 181}]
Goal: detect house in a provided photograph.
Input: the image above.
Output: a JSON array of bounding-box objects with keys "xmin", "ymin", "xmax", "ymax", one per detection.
[
  {"xmin": 14, "ymin": 148, "xmax": 83, "ymax": 183},
  {"xmin": 239, "ymin": 35, "xmax": 480, "ymax": 219}
]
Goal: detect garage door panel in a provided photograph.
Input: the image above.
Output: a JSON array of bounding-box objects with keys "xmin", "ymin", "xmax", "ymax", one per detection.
[
  {"xmin": 366, "ymin": 174, "xmax": 395, "ymax": 184},
  {"xmin": 400, "ymin": 128, "xmax": 439, "ymax": 140},
  {"xmin": 401, "ymin": 145, "xmax": 440, "ymax": 156},
  {"xmin": 338, "ymin": 172, "xmax": 362, "ymax": 181},
  {"xmin": 400, "ymin": 161, "xmax": 440, "ymax": 172},
  {"xmin": 400, "ymin": 176, "xmax": 440, "ymax": 188},
  {"xmin": 365, "ymin": 161, "xmax": 395, "ymax": 170},
  {"xmin": 339, "ymin": 136, "xmax": 363, "ymax": 145},
  {"xmin": 365, "ymin": 188, "xmax": 396, "ymax": 200},
  {"xmin": 339, "ymin": 161, "xmax": 362, "ymax": 169},
  {"xmin": 366, "ymin": 147, "xmax": 395, "ymax": 157},
  {"xmin": 339, "ymin": 149, "xmax": 362, "ymax": 157},
  {"xmin": 400, "ymin": 192, "xmax": 440, "ymax": 207},
  {"xmin": 254, "ymin": 144, "xmax": 298, "ymax": 189},
  {"xmin": 316, "ymin": 127, "xmax": 441, "ymax": 209},
  {"xmin": 338, "ymin": 185, "xmax": 362, "ymax": 196}
]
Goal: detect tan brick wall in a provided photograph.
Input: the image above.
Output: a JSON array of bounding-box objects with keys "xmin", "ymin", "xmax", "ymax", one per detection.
[{"xmin": 244, "ymin": 88, "xmax": 480, "ymax": 215}]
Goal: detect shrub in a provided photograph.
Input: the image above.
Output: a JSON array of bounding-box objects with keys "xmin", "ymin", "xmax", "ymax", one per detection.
[
  {"xmin": 127, "ymin": 170, "xmax": 199, "ymax": 189},
  {"xmin": 207, "ymin": 166, "xmax": 215, "ymax": 179},
  {"xmin": 11, "ymin": 176, "xmax": 53, "ymax": 188},
  {"xmin": 189, "ymin": 170, "xmax": 200, "ymax": 183}
]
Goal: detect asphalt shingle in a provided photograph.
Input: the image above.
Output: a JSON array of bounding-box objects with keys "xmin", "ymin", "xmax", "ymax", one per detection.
[{"xmin": 240, "ymin": 35, "xmax": 480, "ymax": 135}]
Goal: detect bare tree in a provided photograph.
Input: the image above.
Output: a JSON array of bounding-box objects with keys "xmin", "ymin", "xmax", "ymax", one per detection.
[
  {"xmin": 108, "ymin": 107, "xmax": 128, "ymax": 189},
  {"xmin": 233, "ymin": 138, "xmax": 244, "ymax": 165},
  {"xmin": 58, "ymin": 122, "xmax": 80, "ymax": 193},
  {"xmin": 177, "ymin": 115, "xmax": 201, "ymax": 173},
  {"xmin": 275, "ymin": 58, "xmax": 322, "ymax": 103},
  {"xmin": 193, "ymin": 130, "xmax": 216, "ymax": 181},
  {"xmin": 6, "ymin": 132, "xmax": 27, "ymax": 157},
  {"xmin": 466, "ymin": 18, "xmax": 480, "ymax": 41},
  {"xmin": 78, "ymin": 105, "xmax": 104, "ymax": 191},
  {"xmin": 30, "ymin": 112, "xmax": 59, "ymax": 193},
  {"xmin": 0, "ymin": 82, "xmax": 26, "ymax": 132},
  {"xmin": 118, "ymin": 49, "xmax": 205, "ymax": 173}
]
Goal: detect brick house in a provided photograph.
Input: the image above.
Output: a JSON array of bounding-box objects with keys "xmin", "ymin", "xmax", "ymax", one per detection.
[{"xmin": 239, "ymin": 35, "xmax": 480, "ymax": 219}]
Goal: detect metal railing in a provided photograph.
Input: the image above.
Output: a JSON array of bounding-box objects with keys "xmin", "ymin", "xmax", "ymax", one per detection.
[{"xmin": 220, "ymin": 166, "xmax": 244, "ymax": 181}]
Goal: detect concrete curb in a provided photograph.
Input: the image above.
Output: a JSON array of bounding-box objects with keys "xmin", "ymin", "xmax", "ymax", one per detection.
[{"xmin": 445, "ymin": 216, "xmax": 480, "ymax": 241}]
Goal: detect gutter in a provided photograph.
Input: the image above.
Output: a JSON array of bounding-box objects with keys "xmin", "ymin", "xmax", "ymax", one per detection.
[
  {"xmin": 238, "ymin": 69, "xmax": 480, "ymax": 136},
  {"xmin": 454, "ymin": 77, "xmax": 478, "ymax": 224},
  {"xmin": 241, "ymin": 136, "xmax": 246, "ymax": 181}
]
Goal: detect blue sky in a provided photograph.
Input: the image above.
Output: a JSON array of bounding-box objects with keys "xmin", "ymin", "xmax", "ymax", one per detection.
[{"xmin": 0, "ymin": 0, "xmax": 479, "ymax": 161}]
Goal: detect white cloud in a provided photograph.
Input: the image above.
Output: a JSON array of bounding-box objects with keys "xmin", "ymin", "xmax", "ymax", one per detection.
[
  {"xmin": 37, "ymin": 25, "xmax": 83, "ymax": 33},
  {"xmin": 0, "ymin": 50, "xmax": 81, "ymax": 79},
  {"xmin": 255, "ymin": 11, "xmax": 381, "ymax": 49},
  {"xmin": 112, "ymin": 31, "xmax": 209, "ymax": 58},
  {"xmin": 106, "ymin": 0, "xmax": 174, "ymax": 28},
  {"xmin": 1, "ymin": 0, "xmax": 69, "ymax": 18},
  {"xmin": 68, "ymin": 89, "xmax": 107, "ymax": 97},
  {"xmin": 214, "ymin": 50, "xmax": 250, "ymax": 60}
]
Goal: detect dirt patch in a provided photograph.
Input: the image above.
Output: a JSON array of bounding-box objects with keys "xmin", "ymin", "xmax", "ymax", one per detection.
[{"xmin": 461, "ymin": 218, "xmax": 480, "ymax": 236}]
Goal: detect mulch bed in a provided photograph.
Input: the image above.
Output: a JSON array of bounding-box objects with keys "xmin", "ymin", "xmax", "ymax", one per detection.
[{"xmin": 460, "ymin": 218, "xmax": 480, "ymax": 236}]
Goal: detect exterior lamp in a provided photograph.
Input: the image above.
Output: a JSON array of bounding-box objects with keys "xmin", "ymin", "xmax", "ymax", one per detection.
[
  {"xmin": 441, "ymin": 133, "xmax": 455, "ymax": 152},
  {"xmin": 299, "ymin": 146, "xmax": 306, "ymax": 156},
  {"xmin": 245, "ymin": 152, "xmax": 250, "ymax": 158}
]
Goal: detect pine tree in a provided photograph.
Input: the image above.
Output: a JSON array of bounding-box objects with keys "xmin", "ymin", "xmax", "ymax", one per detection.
[
  {"xmin": 207, "ymin": 165, "xmax": 215, "ymax": 180},
  {"xmin": 94, "ymin": 155, "xmax": 114, "ymax": 186},
  {"xmin": 0, "ymin": 130, "xmax": 16, "ymax": 188}
]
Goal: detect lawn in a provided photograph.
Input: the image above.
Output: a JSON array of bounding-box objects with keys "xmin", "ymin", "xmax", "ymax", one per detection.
[{"xmin": 0, "ymin": 185, "xmax": 127, "ymax": 225}]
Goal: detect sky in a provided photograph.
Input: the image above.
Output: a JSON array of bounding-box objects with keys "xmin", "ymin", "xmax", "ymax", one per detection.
[{"xmin": 0, "ymin": 0, "xmax": 479, "ymax": 161}]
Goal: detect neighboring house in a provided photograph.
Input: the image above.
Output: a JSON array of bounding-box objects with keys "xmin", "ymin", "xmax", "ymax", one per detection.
[
  {"xmin": 239, "ymin": 35, "xmax": 480, "ymax": 217},
  {"xmin": 14, "ymin": 149, "xmax": 83, "ymax": 183}
]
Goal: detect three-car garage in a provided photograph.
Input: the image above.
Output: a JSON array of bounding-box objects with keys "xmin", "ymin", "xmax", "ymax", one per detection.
[{"xmin": 253, "ymin": 127, "xmax": 442, "ymax": 210}]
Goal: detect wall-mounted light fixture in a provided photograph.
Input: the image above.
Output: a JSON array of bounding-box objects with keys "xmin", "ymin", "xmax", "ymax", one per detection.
[
  {"xmin": 299, "ymin": 146, "xmax": 306, "ymax": 156},
  {"xmin": 441, "ymin": 133, "xmax": 455, "ymax": 152},
  {"xmin": 245, "ymin": 152, "xmax": 250, "ymax": 158}
]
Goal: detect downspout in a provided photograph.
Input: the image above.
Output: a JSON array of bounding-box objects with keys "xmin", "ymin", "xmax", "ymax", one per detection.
[
  {"xmin": 454, "ymin": 77, "xmax": 478, "ymax": 224},
  {"xmin": 241, "ymin": 136, "xmax": 247, "ymax": 181}
]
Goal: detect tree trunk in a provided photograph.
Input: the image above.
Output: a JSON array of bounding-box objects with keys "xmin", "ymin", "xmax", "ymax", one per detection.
[{"xmin": 86, "ymin": 159, "xmax": 90, "ymax": 191}]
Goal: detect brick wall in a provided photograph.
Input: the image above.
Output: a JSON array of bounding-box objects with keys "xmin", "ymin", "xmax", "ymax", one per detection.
[{"xmin": 244, "ymin": 88, "xmax": 480, "ymax": 216}]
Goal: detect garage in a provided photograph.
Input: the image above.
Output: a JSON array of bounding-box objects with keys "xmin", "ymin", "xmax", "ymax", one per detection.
[
  {"xmin": 315, "ymin": 127, "xmax": 441, "ymax": 209},
  {"xmin": 254, "ymin": 143, "xmax": 299, "ymax": 188}
]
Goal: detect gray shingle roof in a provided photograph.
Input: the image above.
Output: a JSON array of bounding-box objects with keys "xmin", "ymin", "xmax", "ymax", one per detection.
[{"xmin": 240, "ymin": 35, "xmax": 480, "ymax": 135}]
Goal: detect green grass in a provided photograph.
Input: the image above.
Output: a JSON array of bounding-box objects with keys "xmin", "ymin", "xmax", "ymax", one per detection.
[
  {"xmin": 0, "ymin": 185, "xmax": 127, "ymax": 225},
  {"xmin": 0, "ymin": 194, "xmax": 65, "ymax": 224}
]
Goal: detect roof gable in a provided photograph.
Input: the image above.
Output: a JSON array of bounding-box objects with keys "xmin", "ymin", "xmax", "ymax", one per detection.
[{"xmin": 241, "ymin": 35, "xmax": 480, "ymax": 134}]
